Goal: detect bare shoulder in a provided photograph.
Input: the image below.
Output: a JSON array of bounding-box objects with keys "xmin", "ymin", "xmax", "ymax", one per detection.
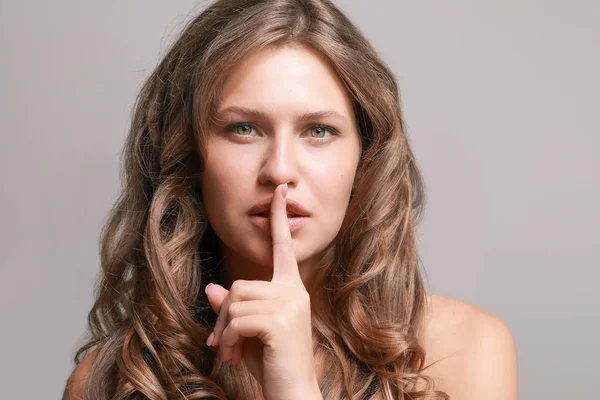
[
  {"xmin": 417, "ymin": 294, "xmax": 519, "ymax": 399},
  {"xmin": 63, "ymin": 350, "xmax": 99, "ymax": 400}
]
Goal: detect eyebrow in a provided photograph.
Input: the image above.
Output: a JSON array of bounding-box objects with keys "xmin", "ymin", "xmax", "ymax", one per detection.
[{"xmin": 215, "ymin": 105, "xmax": 348, "ymax": 123}]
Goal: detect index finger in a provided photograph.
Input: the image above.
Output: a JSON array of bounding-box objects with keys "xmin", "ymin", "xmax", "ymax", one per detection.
[{"xmin": 270, "ymin": 183, "xmax": 302, "ymax": 285}]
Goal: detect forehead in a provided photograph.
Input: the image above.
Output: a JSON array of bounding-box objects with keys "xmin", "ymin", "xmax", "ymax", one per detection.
[{"xmin": 216, "ymin": 44, "xmax": 355, "ymax": 122}]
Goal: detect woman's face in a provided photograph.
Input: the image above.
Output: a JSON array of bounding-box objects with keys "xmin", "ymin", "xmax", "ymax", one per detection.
[{"xmin": 201, "ymin": 44, "xmax": 361, "ymax": 283}]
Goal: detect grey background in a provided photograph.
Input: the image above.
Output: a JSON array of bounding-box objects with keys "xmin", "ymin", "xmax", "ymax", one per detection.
[{"xmin": 1, "ymin": 0, "xmax": 598, "ymax": 398}]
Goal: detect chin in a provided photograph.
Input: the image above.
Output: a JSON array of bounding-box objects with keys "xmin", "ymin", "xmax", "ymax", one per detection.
[{"xmin": 242, "ymin": 236, "xmax": 316, "ymax": 266}]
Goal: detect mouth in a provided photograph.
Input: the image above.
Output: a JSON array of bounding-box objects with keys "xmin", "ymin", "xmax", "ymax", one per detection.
[
  {"xmin": 247, "ymin": 197, "xmax": 311, "ymax": 235},
  {"xmin": 251, "ymin": 212, "xmax": 303, "ymax": 218},
  {"xmin": 248, "ymin": 212, "xmax": 309, "ymax": 234},
  {"xmin": 247, "ymin": 197, "xmax": 311, "ymax": 218}
]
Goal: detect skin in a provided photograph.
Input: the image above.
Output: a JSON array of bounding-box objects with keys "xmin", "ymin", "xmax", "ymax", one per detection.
[
  {"xmin": 200, "ymin": 43, "xmax": 361, "ymax": 399},
  {"xmin": 200, "ymin": 44, "xmax": 362, "ymax": 290},
  {"xmin": 64, "ymin": 295, "xmax": 519, "ymax": 399},
  {"xmin": 417, "ymin": 294, "xmax": 519, "ymax": 399},
  {"xmin": 206, "ymin": 184, "xmax": 321, "ymax": 399},
  {"xmin": 199, "ymin": 44, "xmax": 519, "ymax": 399},
  {"xmin": 63, "ymin": 44, "xmax": 519, "ymax": 400}
]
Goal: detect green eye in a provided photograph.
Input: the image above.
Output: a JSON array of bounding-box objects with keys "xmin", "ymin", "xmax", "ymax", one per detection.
[
  {"xmin": 234, "ymin": 124, "xmax": 253, "ymax": 135},
  {"xmin": 225, "ymin": 122, "xmax": 340, "ymax": 143},
  {"xmin": 310, "ymin": 126, "xmax": 327, "ymax": 138},
  {"xmin": 308, "ymin": 124, "xmax": 339, "ymax": 141}
]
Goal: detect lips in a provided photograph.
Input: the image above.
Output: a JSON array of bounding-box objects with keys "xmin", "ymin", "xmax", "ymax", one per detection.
[
  {"xmin": 247, "ymin": 198, "xmax": 311, "ymax": 217},
  {"xmin": 248, "ymin": 213, "xmax": 309, "ymax": 234},
  {"xmin": 254, "ymin": 211, "xmax": 302, "ymax": 218}
]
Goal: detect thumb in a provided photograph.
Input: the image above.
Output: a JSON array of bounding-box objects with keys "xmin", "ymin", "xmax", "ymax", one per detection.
[{"xmin": 205, "ymin": 283, "xmax": 228, "ymax": 315}]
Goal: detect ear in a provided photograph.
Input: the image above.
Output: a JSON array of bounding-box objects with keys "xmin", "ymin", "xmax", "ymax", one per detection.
[{"xmin": 205, "ymin": 283, "xmax": 229, "ymax": 315}]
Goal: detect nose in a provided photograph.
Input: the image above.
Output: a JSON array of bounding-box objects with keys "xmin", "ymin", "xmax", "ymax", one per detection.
[{"xmin": 257, "ymin": 131, "xmax": 299, "ymax": 189}]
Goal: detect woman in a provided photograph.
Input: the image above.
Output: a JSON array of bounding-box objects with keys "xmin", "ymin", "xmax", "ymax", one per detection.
[{"xmin": 64, "ymin": 0, "xmax": 518, "ymax": 399}]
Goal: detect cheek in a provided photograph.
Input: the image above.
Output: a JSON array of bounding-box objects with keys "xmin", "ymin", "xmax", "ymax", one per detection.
[
  {"xmin": 201, "ymin": 145, "xmax": 253, "ymax": 220},
  {"xmin": 305, "ymin": 152, "xmax": 357, "ymax": 218}
]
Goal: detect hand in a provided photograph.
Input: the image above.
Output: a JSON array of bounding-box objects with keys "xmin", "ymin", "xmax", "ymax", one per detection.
[{"xmin": 205, "ymin": 183, "xmax": 321, "ymax": 400}]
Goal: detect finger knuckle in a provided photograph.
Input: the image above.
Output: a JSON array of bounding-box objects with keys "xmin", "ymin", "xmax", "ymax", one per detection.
[
  {"xmin": 271, "ymin": 239, "xmax": 285, "ymax": 247},
  {"xmin": 288, "ymin": 299, "xmax": 307, "ymax": 316},
  {"xmin": 289, "ymin": 290, "xmax": 310, "ymax": 310},
  {"xmin": 272, "ymin": 313, "xmax": 292, "ymax": 331},
  {"xmin": 230, "ymin": 280, "xmax": 247, "ymax": 293},
  {"xmin": 298, "ymin": 290, "xmax": 311, "ymax": 305},
  {"xmin": 272, "ymin": 234, "xmax": 292, "ymax": 247},
  {"xmin": 228, "ymin": 301, "xmax": 243, "ymax": 318},
  {"xmin": 230, "ymin": 317, "xmax": 242, "ymax": 331}
]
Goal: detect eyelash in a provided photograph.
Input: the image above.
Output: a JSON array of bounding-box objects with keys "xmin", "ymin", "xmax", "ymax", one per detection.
[{"xmin": 224, "ymin": 122, "xmax": 340, "ymax": 143}]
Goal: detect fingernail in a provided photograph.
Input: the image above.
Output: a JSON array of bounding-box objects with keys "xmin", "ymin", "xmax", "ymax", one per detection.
[
  {"xmin": 282, "ymin": 183, "xmax": 288, "ymax": 198},
  {"xmin": 205, "ymin": 283, "xmax": 213, "ymax": 294},
  {"xmin": 206, "ymin": 331, "xmax": 214, "ymax": 346}
]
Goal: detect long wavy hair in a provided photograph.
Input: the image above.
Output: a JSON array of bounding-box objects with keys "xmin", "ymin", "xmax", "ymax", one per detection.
[{"xmin": 73, "ymin": 0, "xmax": 449, "ymax": 398}]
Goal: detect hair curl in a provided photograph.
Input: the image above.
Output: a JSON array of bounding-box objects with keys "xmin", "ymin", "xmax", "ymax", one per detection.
[{"xmin": 73, "ymin": 0, "xmax": 449, "ymax": 398}]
